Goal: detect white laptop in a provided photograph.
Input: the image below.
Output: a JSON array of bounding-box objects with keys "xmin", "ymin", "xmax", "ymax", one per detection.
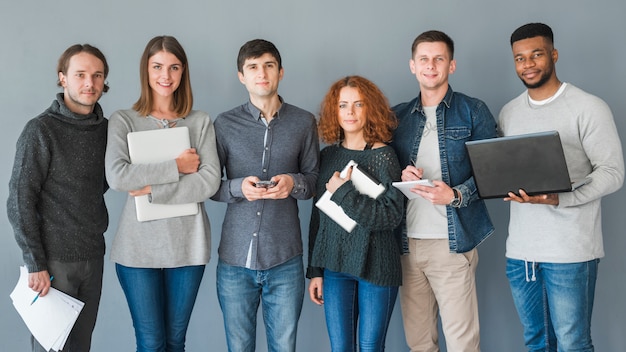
[
  {"xmin": 315, "ymin": 160, "xmax": 385, "ymax": 232},
  {"xmin": 127, "ymin": 127, "xmax": 199, "ymax": 222}
]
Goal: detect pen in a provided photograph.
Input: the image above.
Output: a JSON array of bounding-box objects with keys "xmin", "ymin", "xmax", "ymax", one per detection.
[{"xmin": 30, "ymin": 275, "xmax": 54, "ymax": 305}]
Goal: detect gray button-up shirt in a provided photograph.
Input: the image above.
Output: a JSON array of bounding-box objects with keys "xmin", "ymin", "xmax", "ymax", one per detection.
[{"xmin": 212, "ymin": 99, "xmax": 319, "ymax": 270}]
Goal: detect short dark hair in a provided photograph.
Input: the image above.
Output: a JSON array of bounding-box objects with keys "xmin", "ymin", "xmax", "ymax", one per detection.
[
  {"xmin": 510, "ymin": 23, "xmax": 554, "ymax": 46},
  {"xmin": 411, "ymin": 30, "xmax": 454, "ymax": 59},
  {"xmin": 237, "ymin": 39, "xmax": 282, "ymax": 73},
  {"xmin": 57, "ymin": 44, "xmax": 109, "ymax": 92}
]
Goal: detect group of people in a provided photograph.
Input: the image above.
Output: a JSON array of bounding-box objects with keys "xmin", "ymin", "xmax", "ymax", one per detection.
[{"xmin": 7, "ymin": 22, "xmax": 623, "ymax": 352}]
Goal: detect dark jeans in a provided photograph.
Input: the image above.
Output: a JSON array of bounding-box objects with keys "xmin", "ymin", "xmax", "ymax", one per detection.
[{"xmin": 32, "ymin": 258, "xmax": 104, "ymax": 352}]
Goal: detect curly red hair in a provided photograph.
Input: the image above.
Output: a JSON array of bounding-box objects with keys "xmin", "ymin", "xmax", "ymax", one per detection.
[{"xmin": 318, "ymin": 76, "xmax": 397, "ymax": 145}]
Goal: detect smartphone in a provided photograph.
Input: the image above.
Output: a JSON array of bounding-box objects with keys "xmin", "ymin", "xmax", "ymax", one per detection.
[{"xmin": 255, "ymin": 180, "xmax": 276, "ymax": 188}]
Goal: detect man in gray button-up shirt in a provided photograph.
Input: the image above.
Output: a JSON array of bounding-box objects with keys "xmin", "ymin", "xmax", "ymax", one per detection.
[{"xmin": 212, "ymin": 39, "xmax": 319, "ymax": 352}]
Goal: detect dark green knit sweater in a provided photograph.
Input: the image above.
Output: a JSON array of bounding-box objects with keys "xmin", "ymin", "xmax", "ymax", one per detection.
[
  {"xmin": 307, "ymin": 144, "xmax": 404, "ymax": 286},
  {"xmin": 7, "ymin": 93, "xmax": 109, "ymax": 272}
]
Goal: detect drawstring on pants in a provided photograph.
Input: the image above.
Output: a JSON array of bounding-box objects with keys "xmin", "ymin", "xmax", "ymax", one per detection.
[{"xmin": 524, "ymin": 259, "xmax": 536, "ymax": 282}]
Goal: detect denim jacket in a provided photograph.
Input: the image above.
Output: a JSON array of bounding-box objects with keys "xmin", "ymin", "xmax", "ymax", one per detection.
[{"xmin": 390, "ymin": 85, "xmax": 496, "ymax": 253}]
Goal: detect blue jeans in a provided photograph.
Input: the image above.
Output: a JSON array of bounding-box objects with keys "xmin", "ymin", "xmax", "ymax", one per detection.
[
  {"xmin": 323, "ymin": 269, "xmax": 398, "ymax": 352},
  {"xmin": 116, "ymin": 264, "xmax": 205, "ymax": 352},
  {"xmin": 216, "ymin": 256, "xmax": 304, "ymax": 352},
  {"xmin": 506, "ymin": 258, "xmax": 598, "ymax": 352}
]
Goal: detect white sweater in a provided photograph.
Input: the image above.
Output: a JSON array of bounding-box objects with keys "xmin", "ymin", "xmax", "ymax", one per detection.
[{"xmin": 498, "ymin": 84, "xmax": 624, "ymax": 263}]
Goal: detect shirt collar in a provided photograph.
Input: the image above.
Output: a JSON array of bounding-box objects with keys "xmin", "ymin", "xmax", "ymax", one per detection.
[
  {"xmin": 245, "ymin": 95, "xmax": 285, "ymax": 122},
  {"xmin": 411, "ymin": 85, "xmax": 453, "ymax": 114}
]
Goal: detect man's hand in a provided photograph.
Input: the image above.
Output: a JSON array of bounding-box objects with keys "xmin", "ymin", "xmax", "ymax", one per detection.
[
  {"xmin": 264, "ymin": 174, "xmax": 294, "ymax": 199},
  {"xmin": 28, "ymin": 270, "xmax": 52, "ymax": 297},
  {"xmin": 410, "ymin": 180, "xmax": 455, "ymax": 205},
  {"xmin": 504, "ymin": 189, "xmax": 559, "ymax": 205},
  {"xmin": 401, "ymin": 165, "xmax": 424, "ymax": 182},
  {"xmin": 241, "ymin": 174, "xmax": 294, "ymax": 201},
  {"xmin": 308, "ymin": 277, "xmax": 324, "ymax": 305},
  {"xmin": 176, "ymin": 148, "xmax": 200, "ymax": 174}
]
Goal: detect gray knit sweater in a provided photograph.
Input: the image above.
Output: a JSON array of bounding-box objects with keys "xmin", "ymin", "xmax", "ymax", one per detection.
[
  {"xmin": 105, "ymin": 109, "xmax": 221, "ymax": 268},
  {"xmin": 7, "ymin": 93, "xmax": 109, "ymax": 273}
]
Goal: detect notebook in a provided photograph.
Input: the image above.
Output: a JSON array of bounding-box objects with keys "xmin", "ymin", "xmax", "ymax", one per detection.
[
  {"xmin": 127, "ymin": 127, "xmax": 199, "ymax": 221},
  {"xmin": 315, "ymin": 160, "xmax": 385, "ymax": 232},
  {"xmin": 465, "ymin": 131, "xmax": 590, "ymax": 199},
  {"xmin": 392, "ymin": 180, "xmax": 434, "ymax": 199}
]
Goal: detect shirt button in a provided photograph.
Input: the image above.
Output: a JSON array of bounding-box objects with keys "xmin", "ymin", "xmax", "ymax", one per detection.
[
  {"xmin": 263, "ymin": 169, "xmax": 267, "ymax": 173},
  {"xmin": 253, "ymin": 233, "xmax": 257, "ymax": 237},
  {"xmin": 257, "ymin": 212, "xmax": 261, "ymax": 216}
]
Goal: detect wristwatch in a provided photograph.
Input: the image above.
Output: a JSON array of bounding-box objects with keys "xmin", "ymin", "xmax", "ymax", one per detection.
[{"xmin": 450, "ymin": 188, "xmax": 461, "ymax": 208}]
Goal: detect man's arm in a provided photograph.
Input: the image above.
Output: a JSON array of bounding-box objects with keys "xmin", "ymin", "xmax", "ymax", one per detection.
[
  {"xmin": 285, "ymin": 114, "xmax": 320, "ymax": 200},
  {"xmin": 7, "ymin": 120, "xmax": 49, "ymax": 273},
  {"xmin": 454, "ymin": 99, "xmax": 498, "ymax": 207},
  {"xmin": 558, "ymin": 99, "xmax": 624, "ymax": 207}
]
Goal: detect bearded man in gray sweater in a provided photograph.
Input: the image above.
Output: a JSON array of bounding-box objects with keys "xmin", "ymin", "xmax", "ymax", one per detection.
[
  {"xmin": 499, "ymin": 23, "xmax": 624, "ymax": 352},
  {"xmin": 7, "ymin": 44, "xmax": 110, "ymax": 352}
]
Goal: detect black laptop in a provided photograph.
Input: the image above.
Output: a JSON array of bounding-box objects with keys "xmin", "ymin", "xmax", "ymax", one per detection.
[{"xmin": 465, "ymin": 131, "xmax": 590, "ymax": 199}]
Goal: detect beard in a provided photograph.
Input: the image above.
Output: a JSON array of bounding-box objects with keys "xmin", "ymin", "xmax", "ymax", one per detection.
[{"xmin": 520, "ymin": 64, "xmax": 554, "ymax": 89}]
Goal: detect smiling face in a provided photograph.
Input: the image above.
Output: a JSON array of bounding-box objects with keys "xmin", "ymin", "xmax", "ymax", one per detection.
[
  {"xmin": 337, "ymin": 86, "xmax": 366, "ymax": 138},
  {"xmin": 148, "ymin": 50, "xmax": 184, "ymax": 99},
  {"xmin": 512, "ymin": 36, "xmax": 558, "ymax": 89},
  {"xmin": 237, "ymin": 52, "xmax": 283, "ymax": 100},
  {"xmin": 410, "ymin": 41, "xmax": 456, "ymax": 94},
  {"xmin": 58, "ymin": 52, "xmax": 105, "ymax": 115}
]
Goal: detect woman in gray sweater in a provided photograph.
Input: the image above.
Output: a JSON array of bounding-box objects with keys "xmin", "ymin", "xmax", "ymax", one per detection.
[
  {"xmin": 307, "ymin": 76, "xmax": 404, "ymax": 351},
  {"xmin": 105, "ymin": 36, "xmax": 221, "ymax": 351}
]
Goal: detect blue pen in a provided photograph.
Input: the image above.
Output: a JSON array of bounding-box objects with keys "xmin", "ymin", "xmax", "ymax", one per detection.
[{"xmin": 30, "ymin": 275, "xmax": 54, "ymax": 305}]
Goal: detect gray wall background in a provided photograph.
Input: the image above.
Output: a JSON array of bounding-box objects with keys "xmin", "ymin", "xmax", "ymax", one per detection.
[{"xmin": 1, "ymin": 0, "xmax": 624, "ymax": 351}]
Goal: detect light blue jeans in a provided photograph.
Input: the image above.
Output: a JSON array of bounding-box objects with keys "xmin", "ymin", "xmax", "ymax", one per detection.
[
  {"xmin": 506, "ymin": 258, "xmax": 598, "ymax": 352},
  {"xmin": 216, "ymin": 256, "xmax": 304, "ymax": 352},
  {"xmin": 323, "ymin": 269, "xmax": 398, "ymax": 352},
  {"xmin": 116, "ymin": 264, "xmax": 205, "ymax": 352}
]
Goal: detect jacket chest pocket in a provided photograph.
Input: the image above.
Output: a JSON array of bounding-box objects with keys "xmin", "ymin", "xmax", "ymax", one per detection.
[{"xmin": 444, "ymin": 127, "xmax": 471, "ymax": 161}]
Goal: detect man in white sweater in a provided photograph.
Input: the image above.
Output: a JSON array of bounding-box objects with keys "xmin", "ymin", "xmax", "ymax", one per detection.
[{"xmin": 499, "ymin": 22, "xmax": 624, "ymax": 352}]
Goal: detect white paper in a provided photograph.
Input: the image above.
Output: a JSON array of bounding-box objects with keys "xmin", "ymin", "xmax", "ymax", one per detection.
[
  {"xmin": 392, "ymin": 180, "xmax": 435, "ymax": 199},
  {"xmin": 10, "ymin": 266, "xmax": 84, "ymax": 351}
]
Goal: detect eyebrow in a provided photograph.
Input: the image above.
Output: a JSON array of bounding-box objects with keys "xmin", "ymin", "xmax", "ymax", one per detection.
[
  {"xmin": 150, "ymin": 61, "xmax": 181, "ymax": 66},
  {"xmin": 246, "ymin": 60, "xmax": 277, "ymax": 67},
  {"xmin": 515, "ymin": 48, "xmax": 545, "ymax": 56}
]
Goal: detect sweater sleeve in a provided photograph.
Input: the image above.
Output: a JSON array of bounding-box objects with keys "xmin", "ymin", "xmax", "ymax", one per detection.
[
  {"xmin": 105, "ymin": 110, "xmax": 181, "ymax": 193},
  {"xmin": 150, "ymin": 112, "xmax": 222, "ymax": 204},
  {"xmin": 331, "ymin": 149, "xmax": 404, "ymax": 232},
  {"xmin": 558, "ymin": 97, "xmax": 624, "ymax": 207},
  {"xmin": 7, "ymin": 120, "xmax": 50, "ymax": 272}
]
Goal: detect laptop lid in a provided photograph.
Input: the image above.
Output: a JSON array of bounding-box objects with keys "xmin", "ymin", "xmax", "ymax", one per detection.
[
  {"xmin": 465, "ymin": 131, "xmax": 585, "ymax": 199},
  {"xmin": 127, "ymin": 127, "xmax": 199, "ymax": 222}
]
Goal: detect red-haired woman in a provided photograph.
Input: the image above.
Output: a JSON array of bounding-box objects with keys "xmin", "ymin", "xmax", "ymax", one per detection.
[{"xmin": 307, "ymin": 76, "xmax": 404, "ymax": 351}]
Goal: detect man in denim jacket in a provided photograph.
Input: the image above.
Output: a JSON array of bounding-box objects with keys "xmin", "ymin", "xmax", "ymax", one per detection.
[{"xmin": 390, "ymin": 30, "xmax": 496, "ymax": 352}]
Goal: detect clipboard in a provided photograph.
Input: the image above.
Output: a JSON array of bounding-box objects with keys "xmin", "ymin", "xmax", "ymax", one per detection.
[{"xmin": 315, "ymin": 160, "xmax": 385, "ymax": 232}]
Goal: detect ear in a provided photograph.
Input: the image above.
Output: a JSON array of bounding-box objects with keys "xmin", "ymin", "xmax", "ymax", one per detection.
[
  {"xmin": 278, "ymin": 67, "xmax": 284, "ymax": 81},
  {"xmin": 449, "ymin": 59, "xmax": 457, "ymax": 74},
  {"xmin": 409, "ymin": 59, "xmax": 416, "ymax": 74},
  {"xmin": 58, "ymin": 72, "xmax": 67, "ymax": 87},
  {"xmin": 552, "ymin": 48, "xmax": 559, "ymax": 64},
  {"xmin": 237, "ymin": 71, "xmax": 245, "ymax": 85}
]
